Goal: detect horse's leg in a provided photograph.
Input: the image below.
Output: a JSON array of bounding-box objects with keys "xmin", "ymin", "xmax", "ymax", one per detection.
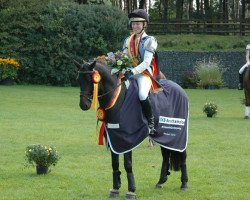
[
  {"xmin": 124, "ymin": 151, "xmax": 136, "ymax": 200},
  {"xmin": 156, "ymin": 147, "xmax": 170, "ymax": 188},
  {"xmin": 180, "ymin": 151, "xmax": 188, "ymax": 191},
  {"xmin": 244, "ymin": 106, "xmax": 250, "ymax": 119},
  {"xmin": 109, "ymin": 151, "xmax": 121, "ymax": 198},
  {"xmin": 244, "ymin": 89, "xmax": 250, "ymax": 119}
]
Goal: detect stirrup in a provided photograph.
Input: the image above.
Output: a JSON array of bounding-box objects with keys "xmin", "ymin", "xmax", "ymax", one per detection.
[
  {"xmin": 149, "ymin": 128, "xmax": 158, "ymax": 137},
  {"xmin": 109, "ymin": 189, "xmax": 119, "ymax": 198},
  {"xmin": 125, "ymin": 191, "xmax": 136, "ymax": 200}
]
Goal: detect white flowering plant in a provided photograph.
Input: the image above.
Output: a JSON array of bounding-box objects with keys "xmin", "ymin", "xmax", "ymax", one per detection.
[
  {"xmin": 203, "ymin": 102, "xmax": 218, "ymax": 117},
  {"xmin": 25, "ymin": 144, "xmax": 59, "ymax": 167}
]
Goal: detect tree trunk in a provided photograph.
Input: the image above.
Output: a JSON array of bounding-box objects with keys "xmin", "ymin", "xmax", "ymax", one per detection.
[
  {"xmin": 241, "ymin": 0, "xmax": 246, "ymax": 35},
  {"xmin": 163, "ymin": 0, "xmax": 168, "ymax": 23},
  {"xmin": 176, "ymin": 0, "xmax": 184, "ymax": 32},
  {"xmin": 222, "ymin": 0, "xmax": 228, "ymax": 22},
  {"xmin": 139, "ymin": 0, "xmax": 146, "ymax": 9},
  {"xmin": 204, "ymin": 0, "xmax": 211, "ymax": 21}
]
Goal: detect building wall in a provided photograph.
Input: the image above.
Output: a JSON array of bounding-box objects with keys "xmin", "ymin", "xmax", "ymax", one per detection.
[{"xmin": 158, "ymin": 51, "xmax": 245, "ymax": 89}]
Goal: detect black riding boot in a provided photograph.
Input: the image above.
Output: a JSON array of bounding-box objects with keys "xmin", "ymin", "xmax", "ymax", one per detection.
[
  {"xmin": 140, "ymin": 97, "xmax": 157, "ymax": 136},
  {"xmin": 238, "ymin": 73, "xmax": 243, "ymax": 90}
]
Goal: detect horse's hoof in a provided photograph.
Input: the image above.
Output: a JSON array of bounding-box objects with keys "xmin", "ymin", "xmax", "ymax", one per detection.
[
  {"xmin": 180, "ymin": 182, "xmax": 188, "ymax": 191},
  {"xmin": 155, "ymin": 183, "xmax": 164, "ymax": 189},
  {"xmin": 109, "ymin": 189, "xmax": 119, "ymax": 198},
  {"xmin": 244, "ymin": 116, "xmax": 250, "ymax": 119},
  {"xmin": 125, "ymin": 191, "xmax": 136, "ymax": 200}
]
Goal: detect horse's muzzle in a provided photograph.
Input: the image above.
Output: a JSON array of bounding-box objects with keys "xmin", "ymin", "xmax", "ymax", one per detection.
[{"xmin": 79, "ymin": 96, "xmax": 91, "ymax": 110}]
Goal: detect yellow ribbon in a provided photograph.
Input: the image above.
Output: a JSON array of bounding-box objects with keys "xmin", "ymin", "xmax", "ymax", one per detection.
[{"xmin": 91, "ymin": 83, "xmax": 99, "ymax": 111}]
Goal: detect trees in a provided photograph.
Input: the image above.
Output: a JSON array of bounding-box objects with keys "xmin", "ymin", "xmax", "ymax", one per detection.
[{"xmin": 149, "ymin": 0, "xmax": 249, "ymax": 23}]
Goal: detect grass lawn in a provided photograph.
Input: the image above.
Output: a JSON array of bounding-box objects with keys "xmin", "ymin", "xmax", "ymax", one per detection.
[
  {"xmin": 156, "ymin": 34, "xmax": 250, "ymax": 51},
  {"xmin": 0, "ymin": 85, "xmax": 249, "ymax": 200}
]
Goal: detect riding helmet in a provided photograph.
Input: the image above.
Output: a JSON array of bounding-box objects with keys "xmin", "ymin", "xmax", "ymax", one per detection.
[{"xmin": 128, "ymin": 9, "xmax": 149, "ymax": 23}]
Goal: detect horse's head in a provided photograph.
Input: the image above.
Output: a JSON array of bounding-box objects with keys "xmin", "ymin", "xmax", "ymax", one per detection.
[{"xmin": 77, "ymin": 61, "xmax": 97, "ymax": 111}]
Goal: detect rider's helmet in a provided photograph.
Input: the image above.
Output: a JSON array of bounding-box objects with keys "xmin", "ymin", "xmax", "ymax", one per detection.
[{"xmin": 128, "ymin": 9, "xmax": 149, "ymax": 23}]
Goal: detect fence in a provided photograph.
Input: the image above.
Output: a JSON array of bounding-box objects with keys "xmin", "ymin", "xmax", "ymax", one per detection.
[
  {"xmin": 148, "ymin": 22, "xmax": 250, "ymax": 35},
  {"xmin": 158, "ymin": 51, "xmax": 244, "ymax": 89}
]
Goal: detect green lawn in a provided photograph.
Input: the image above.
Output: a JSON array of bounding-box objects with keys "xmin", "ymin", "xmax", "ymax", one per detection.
[
  {"xmin": 0, "ymin": 85, "xmax": 249, "ymax": 200},
  {"xmin": 156, "ymin": 34, "xmax": 250, "ymax": 51}
]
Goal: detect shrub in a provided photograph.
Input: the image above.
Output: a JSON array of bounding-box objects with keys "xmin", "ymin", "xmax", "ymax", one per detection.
[
  {"xmin": 0, "ymin": 0, "xmax": 128, "ymax": 85},
  {"xmin": 0, "ymin": 57, "xmax": 20, "ymax": 80},
  {"xmin": 180, "ymin": 71, "xmax": 199, "ymax": 89},
  {"xmin": 195, "ymin": 58, "xmax": 225, "ymax": 89}
]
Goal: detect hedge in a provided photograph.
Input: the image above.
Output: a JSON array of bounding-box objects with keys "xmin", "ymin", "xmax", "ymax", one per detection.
[{"xmin": 0, "ymin": 0, "xmax": 128, "ymax": 85}]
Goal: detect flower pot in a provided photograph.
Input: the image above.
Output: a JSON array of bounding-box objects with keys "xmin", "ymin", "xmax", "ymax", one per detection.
[
  {"xmin": 36, "ymin": 165, "xmax": 48, "ymax": 175},
  {"xmin": 0, "ymin": 77, "xmax": 14, "ymax": 85}
]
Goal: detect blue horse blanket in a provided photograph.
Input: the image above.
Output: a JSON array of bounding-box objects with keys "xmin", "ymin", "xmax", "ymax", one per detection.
[
  {"xmin": 150, "ymin": 80, "xmax": 189, "ymax": 152},
  {"xmin": 105, "ymin": 79, "xmax": 189, "ymax": 154}
]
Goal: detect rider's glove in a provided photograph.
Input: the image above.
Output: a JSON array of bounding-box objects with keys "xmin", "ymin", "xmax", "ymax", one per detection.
[
  {"xmin": 247, "ymin": 61, "xmax": 250, "ymax": 66},
  {"xmin": 123, "ymin": 70, "xmax": 133, "ymax": 81}
]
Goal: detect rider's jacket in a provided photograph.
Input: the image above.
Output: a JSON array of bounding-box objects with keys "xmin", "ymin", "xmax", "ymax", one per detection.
[{"xmin": 123, "ymin": 32, "xmax": 158, "ymax": 78}]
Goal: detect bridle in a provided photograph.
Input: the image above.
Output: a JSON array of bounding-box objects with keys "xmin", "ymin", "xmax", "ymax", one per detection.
[
  {"xmin": 78, "ymin": 69, "xmax": 124, "ymax": 100},
  {"xmin": 78, "ymin": 70, "xmax": 94, "ymax": 100}
]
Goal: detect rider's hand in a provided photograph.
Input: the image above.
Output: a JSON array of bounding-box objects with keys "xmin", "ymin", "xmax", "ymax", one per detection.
[
  {"xmin": 123, "ymin": 70, "xmax": 133, "ymax": 81},
  {"xmin": 247, "ymin": 61, "xmax": 250, "ymax": 66}
]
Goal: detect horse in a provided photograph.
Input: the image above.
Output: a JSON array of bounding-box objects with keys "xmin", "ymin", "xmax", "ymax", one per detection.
[
  {"xmin": 77, "ymin": 61, "xmax": 189, "ymax": 199},
  {"xmin": 243, "ymin": 67, "xmax": 250, "ymax": 119}
]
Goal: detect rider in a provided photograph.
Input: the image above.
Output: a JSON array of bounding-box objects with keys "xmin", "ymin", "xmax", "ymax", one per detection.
[
  {"xmin": 238, "ymin": 44, "xmax": 250, "ymax": 90},
  {"xmin": 122, "ymin": 9, "xmax": 158, "ymax": 136}
]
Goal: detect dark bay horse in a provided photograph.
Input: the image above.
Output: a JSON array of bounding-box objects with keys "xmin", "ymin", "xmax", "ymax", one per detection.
[
  {"xmin": 243, "ymin": 67, "xmax": 250, "ymax": 118},
  {"xmin": 77, "ymin": 61, "xmax": 188, "ymax": 199}
]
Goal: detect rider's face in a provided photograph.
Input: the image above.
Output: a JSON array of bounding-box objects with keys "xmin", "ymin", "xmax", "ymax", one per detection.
[{"xmin": 131, "ymin": 21, "xmax": 144, "ymax": 35}]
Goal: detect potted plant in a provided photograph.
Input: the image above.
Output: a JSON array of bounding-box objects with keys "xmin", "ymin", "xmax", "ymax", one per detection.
[
  {"xmin": 195, "ymin": 58, "xmax": 225, "ymax": 89},
  {"xmin": 0, "ymin": 57, "xmax": 20, "ymax": 85},
  {"xmin": 203, "ymin": 102, "xmax": 218, "ymax": 117},
  {"xmin": 25, "ymin": 144, "xmax": 60, "ymax": 175}
]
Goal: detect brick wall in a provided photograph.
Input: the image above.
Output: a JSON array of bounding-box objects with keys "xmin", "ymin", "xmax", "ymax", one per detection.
[{"xmin": 158, "ymin": 51, "xmax": 245, "ymax": 89}]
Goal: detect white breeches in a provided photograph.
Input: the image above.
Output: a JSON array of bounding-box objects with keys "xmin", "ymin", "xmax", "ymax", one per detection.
[
  {"xmin": 239, "ymin": 63, "xmax": 249, "ymax": 74},
  {"xmin": 134, "ymin": 74, "xmax": 152, "ymax": 101}
]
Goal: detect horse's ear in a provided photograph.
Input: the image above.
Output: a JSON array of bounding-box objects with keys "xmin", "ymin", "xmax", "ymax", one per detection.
[
  {"xmin": 74, "ymin": 60, "xmax": 82, "ymax": 70},
  {"xmin": 90, "ymin": 61, "xmax": 96, "ymax": 70}
]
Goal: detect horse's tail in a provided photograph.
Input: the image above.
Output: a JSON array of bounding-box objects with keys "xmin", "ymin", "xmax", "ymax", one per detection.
[{"xmin": 170, "ymin": 150, "xmax": 187, "ymax": 171}]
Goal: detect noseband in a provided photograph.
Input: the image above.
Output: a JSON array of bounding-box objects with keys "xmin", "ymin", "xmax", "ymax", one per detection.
[
  {"xmin": 78, "ymin": 70, "xmax": 94, "ymax": 100},
  {"xmin": 78, "ymin": 69, "xmax": 124, "ymax": 99}
]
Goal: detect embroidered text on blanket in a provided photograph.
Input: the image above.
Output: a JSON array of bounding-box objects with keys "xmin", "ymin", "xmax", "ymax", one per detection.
[{"xmin": 159, "ymin": 116, "xmax": 185, "ymax": 126}]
